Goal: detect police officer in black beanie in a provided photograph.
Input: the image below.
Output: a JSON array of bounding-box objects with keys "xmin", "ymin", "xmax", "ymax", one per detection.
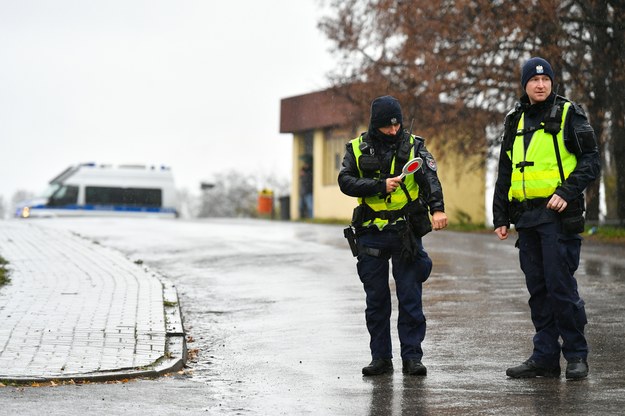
[
  {"xmin": 493, "ymin": 57, "xmax": 600, "ymax": 379},
  {"xmin": 338, "ymin": 95, "xmax": 447, "ymax": 376}
]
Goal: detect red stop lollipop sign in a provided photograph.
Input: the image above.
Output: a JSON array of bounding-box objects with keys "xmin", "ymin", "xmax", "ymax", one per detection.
[{"xmin": 398, "ymin": 157, "xmax": 423, "ymax": 179}]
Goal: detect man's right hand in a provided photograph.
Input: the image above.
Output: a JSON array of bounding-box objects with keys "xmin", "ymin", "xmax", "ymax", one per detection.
[
  {"xmin": 385, "ymin": 176, "xmax": 402, "ymax": 193},
  {"xmin": 495, "ymin": 226, "xmax": 509, "ymax": 240}
]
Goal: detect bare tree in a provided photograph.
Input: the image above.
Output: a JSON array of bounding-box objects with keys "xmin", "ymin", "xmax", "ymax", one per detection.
[
  {"xmin": 557, "ymin": 0, "xmax": 624, "ymax": 222},
  {"xmin": 196, "ymin": 170, "xmax": 289, "ymax": 218},
  {"xmin": 319, "ymin": 0, "xmax": 625, "ymax": 222}
]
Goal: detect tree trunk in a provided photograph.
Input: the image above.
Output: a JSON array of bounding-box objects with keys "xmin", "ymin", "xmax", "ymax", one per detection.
[
  {"xmin": 609, "ymin": 2, "xmax": 625, "ymax": 224},
  {"xmin": 614, "ymin": 101, "xmax": 625, "ymax": 224}
]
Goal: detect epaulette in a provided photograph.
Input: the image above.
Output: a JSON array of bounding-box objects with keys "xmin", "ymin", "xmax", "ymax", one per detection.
[{"xmin": 571, "ymin": 101, "xmax": 588, "ymax": 118}]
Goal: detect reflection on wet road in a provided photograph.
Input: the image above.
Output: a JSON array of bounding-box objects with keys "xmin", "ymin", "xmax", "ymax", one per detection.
[{"xmin": 39, "ymin": 218, "xmax": 625, "ymax": 415}]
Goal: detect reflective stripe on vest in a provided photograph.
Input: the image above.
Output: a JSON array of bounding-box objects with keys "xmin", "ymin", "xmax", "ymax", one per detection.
[
  {"xmin": 506, "ymin": 102, "xmax": 576, "ymax": 202},
  {"xmin": 350, "ymin": 135, "xmax": 420, "ymax": 229}
]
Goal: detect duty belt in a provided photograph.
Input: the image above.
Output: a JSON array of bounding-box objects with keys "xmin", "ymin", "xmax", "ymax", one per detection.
[
  {"xmin": 511, "ymin": 197, "xmax": 549, "ymax": 211},
  {"xmin": 352, "ymin": 200, "xmax": 424, "ymax": 228}
]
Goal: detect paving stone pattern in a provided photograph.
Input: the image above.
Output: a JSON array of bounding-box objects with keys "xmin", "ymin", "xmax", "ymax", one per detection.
[{"xmin": 0, "ymin": 222, "xmax": 169, "ymax": 381}]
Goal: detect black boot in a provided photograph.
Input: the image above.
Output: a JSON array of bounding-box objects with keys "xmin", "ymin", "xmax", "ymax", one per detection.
[
  {"xmin": 362, "ymin": 359, "xmax": 393, "ymax": 376},
  {"xmin": 506, "ymin": 360, "xmax": 561, "ymax": 378},
  {"xmin": 402, "ymin": 359, "xmax": 427, "ymax": 376},
  {"xmin": 565, "ymin": 358, "xmax": 589, "ymax": 380}
]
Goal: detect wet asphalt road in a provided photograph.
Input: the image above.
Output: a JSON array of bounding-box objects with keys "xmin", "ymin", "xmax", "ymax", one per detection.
[{"xmin": 1, "ymin": 217, "xmax": 624, "ymax": 415}]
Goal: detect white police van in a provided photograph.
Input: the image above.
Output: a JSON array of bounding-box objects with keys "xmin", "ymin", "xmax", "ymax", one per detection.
[{"xmin": 15, "ymin": 163, "xmax": 178, "ymax": 218}]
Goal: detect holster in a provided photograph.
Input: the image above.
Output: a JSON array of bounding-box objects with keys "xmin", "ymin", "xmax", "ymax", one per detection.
[{"xmin": 343, "ymin": 226, "xmax": 359, "ymax": 257}]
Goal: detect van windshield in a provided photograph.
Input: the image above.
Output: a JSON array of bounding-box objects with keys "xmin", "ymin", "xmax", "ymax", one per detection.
[
  {"xmin": 40, "ymin": 183, "xmax": 61, "ymax": 198},
  {"xmin": 48, "ymin": 185, "xmax": 79, "ymax": 206}
]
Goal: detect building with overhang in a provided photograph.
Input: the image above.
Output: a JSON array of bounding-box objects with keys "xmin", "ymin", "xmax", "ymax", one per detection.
[{"xmin": 280, "ymin": 88, "xmax": 488, "ymax": 225}]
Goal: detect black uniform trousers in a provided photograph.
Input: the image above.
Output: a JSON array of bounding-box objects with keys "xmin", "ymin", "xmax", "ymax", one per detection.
[
  {"xmin": 356, "ymin": 228, "xmax": 432, "ymax": 361},
  {"xmin": 517, "ymin": 218, "xmax": 588, "ymax": 367}
]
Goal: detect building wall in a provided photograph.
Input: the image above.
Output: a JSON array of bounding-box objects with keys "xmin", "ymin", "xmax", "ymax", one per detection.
[
  {"xmin": 291, "ymin": 127, "xmax": 486, "ymax": 224},
  {"xmin": 291, "ymin": 129, "xmax": 355, "ymax": 221},
  {"xmin": 425, "ymin": 139, "xmax": 486, "ymax": 225},
  {"xmin": 290, "ymin": 135, "xmax": 302, "ymax": 220},
  {"xmin": 313, "ymin": 129, "xmax": 356, "ymax": 223}
]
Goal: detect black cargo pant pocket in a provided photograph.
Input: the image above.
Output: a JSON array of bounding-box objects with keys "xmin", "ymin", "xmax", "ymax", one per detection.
[
  {"xmin": 406, "ymin": 199, "xmax": 432, "ymax": 238},
  {"xmin": 560, "ymin": 197, "xmax": 585, "ymax": 234}
]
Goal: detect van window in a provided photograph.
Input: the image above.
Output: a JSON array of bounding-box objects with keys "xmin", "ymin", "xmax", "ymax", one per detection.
[
  {"xmin": 48, "ymin": 185, "xmax": 79, "ymax": 206},
  {"xmin": 85, "ymin": 187, "xmax": 162, "ymax": 207}
]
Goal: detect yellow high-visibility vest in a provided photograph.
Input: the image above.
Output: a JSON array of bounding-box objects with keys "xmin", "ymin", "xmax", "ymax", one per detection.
[
  {"xmin": 350, "ymin": 135, "xmax": 420, "ymax": 229},
  {"xmin": 507, "ymin": 102, "xmax": 577, "ymax": 202}
]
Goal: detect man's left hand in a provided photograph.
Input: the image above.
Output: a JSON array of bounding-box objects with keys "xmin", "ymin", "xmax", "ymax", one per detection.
[{"xmin": 432, "ymin": 211, "xmax": 448, "ymax": 230}]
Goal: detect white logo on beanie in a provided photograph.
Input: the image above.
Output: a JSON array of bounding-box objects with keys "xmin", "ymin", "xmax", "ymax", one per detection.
[{"xmin": 536, "ymin": 65, "xmax": 544, "ymax": 74}]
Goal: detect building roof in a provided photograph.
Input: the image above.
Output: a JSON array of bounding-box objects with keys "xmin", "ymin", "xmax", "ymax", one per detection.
[{"xmin": 279, "ymin": 88, "xmax": 360, "ymax": 133}]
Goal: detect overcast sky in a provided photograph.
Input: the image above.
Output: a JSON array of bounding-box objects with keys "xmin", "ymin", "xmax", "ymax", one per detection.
[{"xmin": 0, "ymin": 0, "xmax": 335, "ymax": 205}]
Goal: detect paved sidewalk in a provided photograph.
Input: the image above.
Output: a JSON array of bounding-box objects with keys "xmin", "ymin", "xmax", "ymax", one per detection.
[{"xmin": 0, "ymin": 221, "xmax": 186, "ymax": 384}]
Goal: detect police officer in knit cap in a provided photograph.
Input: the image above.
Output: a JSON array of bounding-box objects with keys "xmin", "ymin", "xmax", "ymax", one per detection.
[
  {"xmin": 520, "ymin": 57, "xmax": 555, "ymax": 92},
  {"xmin": 338, "ymin": 95, "xmax": 448, "ymax": 376},
  {"xmin": 493, "ymin": 57, "xmax": 600, "ymax": 379},
  {"xmin": 370, "ymin": 95, "xmax": 403, "ymax": 129}
]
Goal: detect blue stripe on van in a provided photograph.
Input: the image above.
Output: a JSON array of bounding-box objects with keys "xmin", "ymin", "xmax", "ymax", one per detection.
[{"xmin": 29, "ymin": 204, "xmax": 177, "ymax": 214}]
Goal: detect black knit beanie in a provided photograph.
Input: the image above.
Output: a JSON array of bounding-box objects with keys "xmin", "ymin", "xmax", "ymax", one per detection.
[
  {"xmin": 370, "ymin": 96, "xmax": 403, "ymax": 129},
  {"xmin": 521, "ymin": 57, "xmax": 554, "ymax": 89}
]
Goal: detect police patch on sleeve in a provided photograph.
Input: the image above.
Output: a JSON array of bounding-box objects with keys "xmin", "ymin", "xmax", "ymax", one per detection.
[{"xmin": 426, "ymin": 156, "xmax": 437, "ymax": 171}]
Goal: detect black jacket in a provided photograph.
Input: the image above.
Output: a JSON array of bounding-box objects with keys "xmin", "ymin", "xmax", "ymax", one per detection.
[
  {"xmin": 338, "ymin": 128, "xmax": 445, "ymax": 215},
  {"xmin": 492, "ymin": 93, "xmax": 601, "ymax": 229}
]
